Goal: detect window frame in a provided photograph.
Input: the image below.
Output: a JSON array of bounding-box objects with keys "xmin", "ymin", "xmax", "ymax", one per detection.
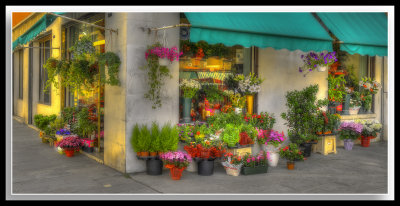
[{"xmin": 38, "ymin": 34, "xmax": 52, "ymax": 105}]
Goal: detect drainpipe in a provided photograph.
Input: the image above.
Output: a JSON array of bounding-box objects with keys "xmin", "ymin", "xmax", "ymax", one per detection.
[{"xmin": 381, "ymin": 57, "xmax": 385, "ymax": 142}]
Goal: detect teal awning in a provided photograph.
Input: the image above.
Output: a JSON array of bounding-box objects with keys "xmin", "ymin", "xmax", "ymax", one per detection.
[
  {"xmin": 12, "ymin": 12, "xmax": 65, "ymax": 50},
  {"xmin": 184, "ymin": 12, "xmax": 334, "ymax": 52},
  {"xmin": 316, "ymin": 12, "xmax": 387, "ymax": 56}
]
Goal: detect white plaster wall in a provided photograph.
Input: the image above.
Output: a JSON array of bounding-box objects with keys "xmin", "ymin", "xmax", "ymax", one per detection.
[
  {"xmin": 256, "ymin": 48, "xmax": 329, "ymax": 150},
  {"xmin": 124, "ymin": 12, "xmax": 180, "ymax": 173}
]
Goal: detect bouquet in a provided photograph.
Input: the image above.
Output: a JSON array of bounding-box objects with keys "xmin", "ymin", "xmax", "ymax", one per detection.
[
  {"xmin": 338, "ymin": 121, "xmax": 363, "ymax": 140},
  {"xmin": 354, "ymin": 119, "xmax": 382, "ymax": 138},
  {"xmin": 235, "ymin": 73, "xmax": 264, "ymax": 95},
  {"xmin": 359, "ymin": 77, "xmax": 382, "ymax": 96},
  {"xmin": 279, "ymin": 143, "xmax": 304, "ymax": 162},
  {"xmin": 179, "ymin": 79, "xmax": 201, "ymax": 98},
  {"xmin": 299, "ymin": 51, "xmax": 337, "ymax": 72},
  {"xmin": 56, "ymin": 135, "xmax": 83, "ymax": 150},
  {"xmin": 160, "ymin": 150, "xmax": 192, "ymax": 169}
]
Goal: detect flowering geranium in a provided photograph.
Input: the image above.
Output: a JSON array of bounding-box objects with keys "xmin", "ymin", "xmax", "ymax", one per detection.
[
  {"xmin": 354, "ymin": 119, "xmax": 382, "ymax": 138},
  {"xmin": 145, "ymin": 45, "xmax": 183, "ymax": 62},
  {"xmin": 160, "ymin": 150, "xmax": 192, "ymax": 169},
  {"xmin": 338, "ymin": 121, "xmax": 363, "ymax": 140},
  {"xmin": 242, "ymin": 151, "xmax": 269, "ymax": 168},
  {"xmin": 279, "ymin": 143, "xmax": 304, "ymax": 162},
  {"xmin": 56, "ymin": 135, "xmax": 83, "ymax": 149},
  {"xmin": 235, "ymin": 73, "xmax": 264, "ymax": 95},
  {"xmin": 56, "ymin": 129, "xmax": 71, "ymax": 135},
  {"xmin": 299, "ymin": 51, "xmax": 337, "ymax": 73},
  {"xmin": 179, "ymin": 79, "xmax": 201, "ymax": 98}
]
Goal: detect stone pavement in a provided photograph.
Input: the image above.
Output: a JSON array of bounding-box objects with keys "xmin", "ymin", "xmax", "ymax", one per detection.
[{"xmin": 9, "ymin": 119, "xmax": 389, "ymax": 200}]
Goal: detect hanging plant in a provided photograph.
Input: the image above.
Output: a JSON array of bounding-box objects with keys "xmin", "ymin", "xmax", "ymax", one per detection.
[
  {"xmin": 97, "ymin": 52, "xmax": 121, "ymax": 86},
  {"xmin": 141, "ymin": 42, "xmax": 182, "ymax": 109}
]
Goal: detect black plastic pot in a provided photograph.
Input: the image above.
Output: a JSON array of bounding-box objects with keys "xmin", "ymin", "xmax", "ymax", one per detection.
[
  {"xmin": 146, "ymin": 158, "xmax": 163, "ymax": 175},
  {"xmin": 300, "ymin": 143, "xmax": 313, "ymax": 157},
  {"xmin": 197, "ymin": 158, "xmax": 215, "ymax": 176}
]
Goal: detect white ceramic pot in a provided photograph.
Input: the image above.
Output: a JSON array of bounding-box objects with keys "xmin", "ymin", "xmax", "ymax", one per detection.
[
  {"xmin": 349, "ymin": 106, "xmax": 361, "ymax": 115},
  {"xmin": 317, "ymin": 65, "xmax": 327, "ymax": 72},
  {"xmin": 268, "ymin": 152, "xmax": 280, "ymax": 167},
  {"xmin": 186, "ymin": 161, "xmax": 198, "ymax": 172}
]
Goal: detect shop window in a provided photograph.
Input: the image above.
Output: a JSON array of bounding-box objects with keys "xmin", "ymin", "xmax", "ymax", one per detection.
[
  {"xmin": 179, "ymin": 40, "xmax": 252, "ymax": 122},
  {"xmin": 39, "ymin": 36, "xmax": 51, "ymax": 105},
  {"xmin": 18, "ymin": 49, "xmax": 23, "ymax": 99}
]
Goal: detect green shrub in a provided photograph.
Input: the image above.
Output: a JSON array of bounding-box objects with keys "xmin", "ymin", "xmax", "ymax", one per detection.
[
  {"xmin": 221, "ymin": 123, "xmax": 241, "ymax": 148},
  {"xmin": 33, "ymin": 114, "xmax": 57, "ymax": 132},
  {"xmin": 130, "ymin": 124, "xmax": 141, "ymax": 153},
  {"xmin": 149, "ymin": 122, "xmax": 161, "ymax": 153}
]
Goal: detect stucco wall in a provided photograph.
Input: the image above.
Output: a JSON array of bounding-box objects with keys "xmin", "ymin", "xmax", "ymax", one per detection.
[
  {"xmin": 104, "ymin": 13, "xmax": 127, "ymax": 173},
  {"xmin": 256, "ymin": 48, "xmax": 329, "ymax": 149},
  {"xmin": 124, "ymin": 12, "xmax": 180, "ymax": 173}
]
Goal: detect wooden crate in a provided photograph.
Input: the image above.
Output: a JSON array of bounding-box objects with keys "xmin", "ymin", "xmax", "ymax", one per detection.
[{"xmin": 312, "ymin": 135, "xmax": 337, "ymax": 155}]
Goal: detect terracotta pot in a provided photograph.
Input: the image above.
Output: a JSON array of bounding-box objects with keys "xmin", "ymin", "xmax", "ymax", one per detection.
[
  {"xmin": 169, "ymin": 166, "xmax": 186, "ymax": 180},
  {"xmin": 324, "ymin": 131, "xmax": 332, "ymax": 135},
  {"xmin": 150, "ymin": 151, "xmax": 158, "ymax": 157},
  {"xmin": 336, "ymin": 103, "xmax": 343, "ymax": 112},
  {"xmin": 140, "ymin": 151, "xmax": 149, "ymax": 157},
  {"xmin": 64, "ymin": 148, "xmax": 75, "ymax": 157},
  {"xmin": 287, "ymin": 161, "xmax": 295, "ymax": 170}
]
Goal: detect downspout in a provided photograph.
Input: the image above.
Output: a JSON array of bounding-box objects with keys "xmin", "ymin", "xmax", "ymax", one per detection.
[{"xmin": 381, "ymin": 57, "xmax": 385, "ymax": 142}]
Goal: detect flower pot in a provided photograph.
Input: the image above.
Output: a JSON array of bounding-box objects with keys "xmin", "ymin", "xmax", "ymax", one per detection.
[
  {"xmin": 336, "ymin": 103, "xmax": 343, "ymax": 112},
  {"xmin": 343, "ymin": 139, "xmax": 354, "ymax": 151},
  {"xmin": 169, "ymin": 166, "xmax": 186, "ymax": 180},
  {"xmin": 224, "ymin": 166, "xmax": 241, "ymax": 176},
  {"xmin": 300, "ymin": 143, "xmax": 313, "ymax": 157},
  {"xmin": 149, "ymin": 152, "xmax": 158, "ymax": 157},
  {"xmin": 183, "ymin": 97, "xmax": 192, "ymax": 123},
  {"xmin": 268, "ymin": 151, "xmax": 280, "ymax": 167},
  {"xmin": 146, "ymin": 158, "xmax": 163, "ymax": 175},
  {"xmin": 317, "ymin": 65, "xmax": 327, "ymax": 72},
  {"xmin": 241, "ymin": 165, "xmax": 268, "ymax": 175},
  {"xmin": 349, "ymin": 106, "xmax": 361, "ymax": 115},
  {"xmin": 287, "ymin": 161, "xmax": 295, "ymax": 170},
  {"xmin": 159, "ymin": 58, "xmax": 170, "ymax": 66},
  {"xmin": 234, "ymin": 107, "xmax": 242, "ymax": 114},
  {"xmin": 360, "ymin": 136, "xmax": 371, "ymax": 147},
  {"xmin": 64, "ymin": 148, "xmax": 75, "ymax": 157},
  {"xmin": 197, "ymin": 159, "xmax": 215, "ymax": 176},
  {"xmin": 200, "ymin": 149, "xmax": 211, "ymax": 159},
  {"xmin": 140, "ymin": 151, "xmax": 150, "ymax": 157},
  {"xmin": 186, "ymin": 160, "xmax": 198, "ymax": 172},
  {"xmin": 246, "ymin": 95, "xmax": 254, "ymax": 115}
]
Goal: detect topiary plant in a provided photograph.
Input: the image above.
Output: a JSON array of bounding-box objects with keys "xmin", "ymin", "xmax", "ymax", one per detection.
[
  {"xmin": 149, "ymin": 122, "xmax": 161, "ymax": 153},
  {"xmin": 138, "ymin": 125, "xmax": 151, "ymax": 153},
  {"xmin": 130, "ymin": 124, "xmax": 141, "ymax": 154}
]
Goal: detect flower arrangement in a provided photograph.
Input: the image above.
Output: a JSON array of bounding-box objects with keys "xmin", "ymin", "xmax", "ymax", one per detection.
[
  {"xmin": 160, "ymin": 150, "xmax": 192, "ymax": 169},
  {"xmin": 56, "ymin": 129, "xmax": 71, "ymax": 135},
  {"xmin": 299, "ymin": 51, "xmax": 337, "ymax": 73},
  {"xmin": 56, "ymin": 135, "xmax": 83, "ymax": 149},
  {"xmin": 242, "ymin": 151, "xmax": 269, "ymax": 168},
  {"xmin": 229, "ymin": 93, "xmax": 246, "ymax": 109},
  {"xmin": 350, "ymin": 91, "xmax": 363, "ymax": 108},
  {"xmin": 179, "ymin": 79, "xmax": 201, "ymax": 99},
  {"xmin": 279, "ymin": 143, "xmax": 304, "ymax": 162},
  {"xmin": 338, "ymin": 121, "xmax": 363, "ymax": 140},
  {"xmin": 354, "ymin": 119, "xmax": 382, "ymax": 138},
  {"xmin": 359, "ymin": 77, "xmax": 382, "ymax": 96},
  {"xmin": 222, "ymin": 152, "xmax": 242, "ymax": 166},
  {"xmin": 265, "ymin": 130, "xmax": 286, "ymax": 147},
  {"xmin": 235, "ymin": 73, "xmax": 264, "ymax": 95},
  {"xmin": 145, "ymin": 45, "xmax": 183, "ymax": 62}
]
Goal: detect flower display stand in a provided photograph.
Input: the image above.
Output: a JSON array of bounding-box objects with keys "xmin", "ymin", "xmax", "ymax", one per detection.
[
  {"xmin": 226, "ymin": 145, "xmax": 252, "ymax": 157},
  {"xmin": 312, "ymin": 135, "xmax": 337, "ymax": 155}
]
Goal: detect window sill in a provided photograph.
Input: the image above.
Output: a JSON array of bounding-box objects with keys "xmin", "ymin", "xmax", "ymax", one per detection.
[{"xmin": 340, "ymin": 113, "xmax": 377, "ymax": 120}]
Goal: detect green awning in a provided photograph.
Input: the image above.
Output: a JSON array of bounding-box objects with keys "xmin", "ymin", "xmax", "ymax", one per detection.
[
  {"xmin": 12, "ymin": 12, "xmax": 65, "ymax": 50},
  {"xmin": 316, "ymin": 12, "xmax": 388, "ymax": 56},
  {"xmin": 184, "ymin": 12, "xmax": 334, "ymax": 52}
]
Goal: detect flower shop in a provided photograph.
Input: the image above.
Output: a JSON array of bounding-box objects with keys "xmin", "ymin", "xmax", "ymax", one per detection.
[{"xmin": 13, "ymin": 11, "xmax": 388, "ymax": 176}]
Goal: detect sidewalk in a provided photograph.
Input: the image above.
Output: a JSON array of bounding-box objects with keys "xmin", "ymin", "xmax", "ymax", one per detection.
[{"xmin": 10, "ymin": 119, "xmax": 388, "ymax": 199}]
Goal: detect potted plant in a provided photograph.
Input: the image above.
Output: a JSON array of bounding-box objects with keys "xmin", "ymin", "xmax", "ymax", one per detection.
[
  {"xmin": 279, "ymin": 143, "xmax": 305, "ymax": 170},
  {"xmin": 235, "ymin": 73, "xmax": 264, "ymax": 115},
  {"xmin": 238, "ymin": 124, "xmax": 257, "ymax": 146},
  {"xmin": 241, "ymin": 151, "xmax": 269, "ymax": 175},
  {"xmin": 160, "ymin": 150, "xmax": 192, "ymax": 180},
  {"xmin": 34, "ymin": 114, "xmax": 57, "ymax": 140},
  {"xmin": 264, "ymin": 130, "xmax": 286, "ymax": 167},
  {"xmin": 354, "ymin": 119, "xmax": 382, "ymax": 147},
  {"xmin": 131, "ymin": 124, "xmax": 142, "ymax": 157},
  {"xmin": 338, "ymin": 121, "xmax": 363, "ymax": 151},
  {"xmin": 349, "ymin": 91, "xmax": 363, "ymax": 115},
  {"xmin": 221, "ymin": 123, "xmax": 241, "ymax": 148},
  {"xmin": 137, "ymin": 125, "xmax": 151, "ymax": 157},
  {"xmin": 327, "ymin": 74, "xmax": 347, "ymax": 113},
  {"xmin": 299, "ymin": 51, "xmax": 337, "ymax": 74},
  {"xmin": 281, "ymin": 84, "xmax": 328, "ymax": 156},
  {"xmin": 358, "ymin": 77, "xmax": 382, "ymax": 113},
  {"xmin": 221, "ymin": 152, "xmax": 242, "ymax": 176},
  {"xmin": 56, "ymin": 135, "xmax": 83, "ymax": 157},
  {"xmin": 159, "ymin": 123, "xmax": 180, "ymax": 153},
  {"xmin": 229, "ymin": 93, "xmax": 246, "ymax": 114},
  {"xmin": 179, "ymin": 79, "xmax": 201, "ymax": 123}
]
